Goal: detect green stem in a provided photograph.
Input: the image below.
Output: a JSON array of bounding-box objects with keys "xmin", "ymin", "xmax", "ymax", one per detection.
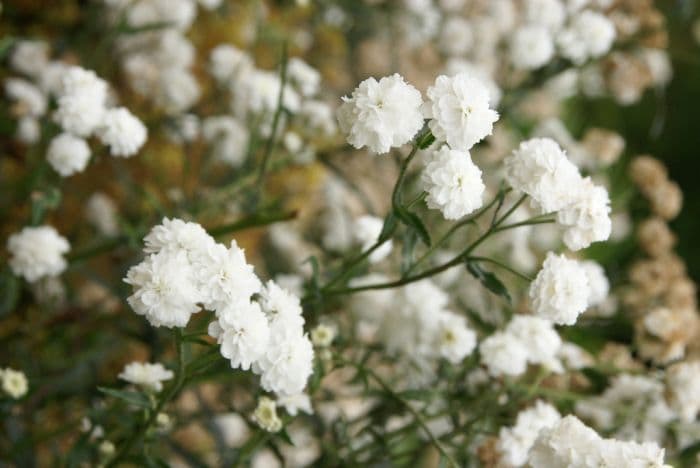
[
  {"xmin": 106, "ymin": 329, "xmax": 186, "ymax": 467},
  {"xmin": 404, "ymin": 190, "xmax": 509, "ymax": 276},
  {"xmin": 466, "ymin": 256, "xmax": 533, "ymax": 282},
  {"xmin": 256, "ymin": 42, "xmax": 289, "ymax": 190},
  {"xmin": 339, "ymin": 358, "xmax": 458, "ymax": 468}
]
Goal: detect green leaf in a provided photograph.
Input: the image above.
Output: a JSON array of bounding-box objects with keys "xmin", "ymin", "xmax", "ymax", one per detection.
[
  {"xmin": 416, "ymin": 130, "xmax": 436, "ymax": 150},
  {"xmin": 0, "ymin": 37, "xmax": 16, "ymax": 60},
  {"xmin": 395, "ymin": 208, "xmax": 431, "ymax": 246},
  {"xmin": 465, "ymin": 261, "xmax": 511, "ymax": 303},
  {"xmin": 277, "ymin": 428, "xmax": 294, "ymax": 446},
  {"xmin": 378, "ymin": 212, "xmax": 397, "ymax": 242},
  {"xmin": 397, "ymin": 389, "xmax": 434, "ymax": 401},
  {"xmin": 98, "ymin": 387, "xmax": 152, "ymax": 409},
  {"xmin": 30, "ymin": 187, "xmax": 62, "ymax": 225},
  {"xmin": 400, "ymin": 228, "xmax": 419, "ymax": 275},
  {"xmin": 0, "ymin": 268, "xmax": 20, "ymax": 317}
]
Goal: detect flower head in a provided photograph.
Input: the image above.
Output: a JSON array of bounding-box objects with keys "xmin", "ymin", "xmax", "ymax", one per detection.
[
  {"xmin": 46, "ymin": 133, "xmax": 91, "ymax": 177},
  {"xmin": 7, "ymin": 226, "xmax": 70, "ymax": 282},
  {"xmin": 421, "ymin": 147, "xmax": 485, "ymax": 220},
  {"xmin": 424, "ymin": 72, "xmax": 499, "ymax": 151},
  {"xmin": 529, "ymin": 253, "xmax": 590, "ymax": 325},
  {"xmin": 337, "ymin": 74, "xmax": 424, "ymax": 154},
  {"xmin": 118, "ymin": 362, "xmax": 173, "ymax": 392}
]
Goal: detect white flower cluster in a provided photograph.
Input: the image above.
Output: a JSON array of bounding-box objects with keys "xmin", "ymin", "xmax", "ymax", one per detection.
[
  {"xmin": 529, "ymin": 415, "xmax": 671, "ymax": 467},
  {"xmin": 480, "ymin": 315, "xmax": 562, "ymax": 377},
  {"xmin": 365, "ymin": 279, "xmax": 477, "ymax": 367},
  {"xmin": 53, "ymin": 67, "xmax": 147, "ymax": 166},
  {"xmin": 497, "ymin": 400, "xmax": 562, "ymax": 467},
  {"xmin": 337, "ymin": 72, "xmax": 498, "ymax": 155},
  {"xmin": 505, "ymin": 138, "xmax": 611, "ymax": 251},
  {"xmin": 5, "ymin": 41, "xmax": 147, "ymax": 171},
  {"xmin": 124, "ymin": 218, "xmax": 314, "ymax": 397},
  {"xmin": 667, "ymin": 361, "xmax": 700, "ymax": 423},
  {"xmin": 421, "ymin": 147, "xmax": 485, "ymax": 220},
  {"xmin": 204, "ymin": 43, "xmax": 330, "ymax": 166},
  {"xmin": 0, "ymin": 367, "xmax": 29, "ymax": 399},
  {"xmin": 575, "ymin": 374, "xmax": 675, "ymax": 443},
  {"xmin": 7, "ymin": 226, "xmax": 71, "ymax": 283},
  {"xmin": 424, "ymin": 73, "xmax": 499, "ymax": 151},
  {"xmin": 529, "ymin": 252, "xmax": 592, "ymax": 325},
  {"xmin": 509, "ymin": 3, "xmax": 616, "ymax": 70},
  {"xmin": 337, "ymin": 74, "xmax": 424, "ymax": 155},
  {"xmin": 118, "ymin": 361, "xmax": 173, "ymax": 392},
  {"xmin": 103, "ymin": 0, "xmax": 216, "ymax": 114}
]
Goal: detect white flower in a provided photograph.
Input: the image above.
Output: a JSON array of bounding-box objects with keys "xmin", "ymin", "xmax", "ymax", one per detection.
[
  {"xmin": 510, "ymin": 25, "xmax": 554, "ymax": 70},
  {"xmin": 311, "ymin": 323, "xmax": 336, "ymax": 347},
  {"xmin": 300, "ymin": 100, "xmax": 337, "ymax": 136},
  {"xmin": 5, "ymin": 78, "xmax": 47, "ymax": 116},
  {"xmin": 232, "ymin": 69, "xmax": 301, "ymax": 119},
  {"xmin": 444, "ymin": 59, "xmax": 502, "ymax": 107},
  {"xmin": 98, "ymin": 107, "xmax": 148, "ymax": 157},
  {"xmin": 497, "ymin": 401, "xmax": 561, "ymax": 467},
  {"xmin": 506, "ymin": 315, "xmax": 562, "ymax": 368},
  {"xmin": 438, "ymin": 17, "xmax": 473, "ymax": 56},
  {"xmin": 336, "ymin": 74, "xmax": 424, "ymax": 154},
  {"xmin": 213, "ymin": 301, "xmax": 270, "ymax": 371},
  {"xmin": 46, "ymin": 133, "xmax": 91, "ymax": 177},
  {"xmin": 557, "ymin": 10, "xmax": 616, "ymax": 65},
  {"xmin": 118, "ymin": 362, "xmax": 173, "ymax": 392},
  {"xmin": 252, "ymin": 397, "xmax": 283, "ymax": 432},
  {"xmin": 259, "ymin": 280, "xmax": 305, "ymax": 331},
  {"xmin": 421, "ymin": 147, "xmax": 485, "ymax": 220},
  {"xmin": 529, "ymin": 415, "xmax": 671, "ymax": 468},
  {"xmin": 154, "ymin": 67, "xmax": 200, "ymax": 115},
  {"xmin": 7, "ymin": 226, "xmax": 70, "ymax": 282},
  {"xmin": 504, "ymin": 138, "xmax": 581, "ymax": 214},
  {"xmin": 194, "ymin": 241, "xmax": 262, "ymax": 311},
  {"xmin": 209, "ymin": 44, "xmax": 252, "ymax": 84},
  {"xmin": 258, "ymin": 329, "xmax": 314, "ymax": 396},
  {"xmin": 667, "ymin": 361, "xmax": 700, "ymax": 423},
  {"xmin": 480, "ymin": 331, "xmax": 529, "ymax": 377},
  {"xmin": 85, "ymin": 192, "xmax": 119, "ymax": 236},
  {"xmin": 287, "ymin": 57, "xmax": 321, "ymax": 97},
  {"xmin": 353, "ymin": 215, "xmax": 393, "ymax": 263},
  {"xmin": 529, "ymin": 253, "xmax": 590, "ymax": 325},
  {"xmin": 0, "ymin": 368, "xmax": 29, "ymax": 399},
  {"xmin": 528, "ymin": 415, "xmax": 604, "ymax": 467},
  {"xmin": 124, "ymin": 250, "xmax": 201, "ymax": 328},
  {"xmin": 580, "ymin": 260, "xmax": 609, "ymax": 307},
  {"xmin": 424, "ymin": 73, "xmax": 499, "ymax": 151},
  {"xmin": 214, "ymin": 413, "xmax": 251, "ymax": 447},
  {"xmin": 557, "ymin": 178, "xmax": 612, "ymax": 251},
  {"xmin": 9, "ymin": 40, "xmax": 49, "ymax": 77},
  {"xmin": 16, "ymin": 116, "xmax": 40, "ymax": 144},
  {"xmin": 277, "ymin": 393, "xmax": 313, "ymax": 416},
  {"xmin": 143, "ymin": 217, "xmax": 215, "ymax": 257},
  {"xmin": 202, "ymin": 116, "xmax": 249, "ymax": 167},
  {"xmin": 434, "ymin": 311, "xmax": 476, "ymax": 364},
  {"xmin": 53, "ymin": 66, "xmax": 108, "ymax": 136},
  {"xmin": 524, "ymin": 0, "xmax": 566, "ymax": 32}
]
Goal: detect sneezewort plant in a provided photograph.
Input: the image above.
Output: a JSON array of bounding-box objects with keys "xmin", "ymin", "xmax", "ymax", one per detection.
[{"xmin": 1, "ymin": 2, "xmax": 692, "ymax": 466}]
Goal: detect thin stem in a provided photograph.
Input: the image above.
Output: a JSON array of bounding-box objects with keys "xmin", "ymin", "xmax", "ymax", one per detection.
[
  {"xmin": 391, "ymin": 145, "xmax": 420, "ymax": 210},
  {"xmin": 338, "ymin": 358, "xmax": 458, "ymax": 467},
  {"xmin": 404, "ymin": 190, "xmax": 508, "ymax": 276},
  {"xmin": 494, "ymin": 194, "xmax": 528, "ymax": 227},
  {"xmin": 466, "ymin": 256, "xmax": 533, "ymax": 282},
  {"xmin": 106, "ymin": 329, "xmax": 186, "ymax": 467},
  {"xmin": 493, "ymin": 216, "xmax": 555, "ymax": 233},
  {"xmin": 256, "ymin": 42, "xmax": 289, "ymax": 189}
]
